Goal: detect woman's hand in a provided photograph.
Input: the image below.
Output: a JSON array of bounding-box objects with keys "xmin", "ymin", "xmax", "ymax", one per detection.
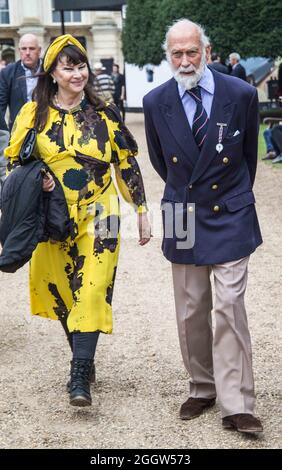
[
  {"xmin": 138, "ymin": 212, "xmax": 151, "ymax": 246},
  {"xmin": 42, "ymin": 171, "xmax": 55, "ymax": 192}
]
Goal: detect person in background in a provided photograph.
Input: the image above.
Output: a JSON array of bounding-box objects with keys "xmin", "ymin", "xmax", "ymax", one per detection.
[
  {"xmin": 4, "ymin": 34, "xmax": 151, "ymax": 407},
  {"xmin": 93, "ymin": 62, "xmax": 115, "ymax": 103},
  {"xmin": 209, "ymin": 52, "xmax": 228, "ymax": 74},
  {"xmin": 0, "ymin": 113, "xmax": 9, "ymax": 199},
  {"xmin": 0, "ymin": 59, "xmax": 7, "ymax": 71},
  {"xmin": 0, "ymin": 33, "xmax": 42, "ymax": 131},
  {"xmin": 270, "ymin": 124, "xmax": 282, "ymax": 164},
  {"xmin": 262, "ymin": 125, "xmax": 277, "ymax": 160},
  {"xmin": 112, "ymin": 63, "xmax": 126, "ymax": 121},
  {"xmin": 229, "ymin": 52, "xmax": 247, "ymax": 81},
  {"xmin": 262, "ymin": 68, "xmax": 282, "ymax": 160},
  {"xmin": 143, "ymin": 18, "xmax": 263, "ymax": 434}
]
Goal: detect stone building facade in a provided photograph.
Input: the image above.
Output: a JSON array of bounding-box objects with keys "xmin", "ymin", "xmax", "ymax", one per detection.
[{"xmin": 0, "ymin": 0, "xmax": 124, "ymax": 70}]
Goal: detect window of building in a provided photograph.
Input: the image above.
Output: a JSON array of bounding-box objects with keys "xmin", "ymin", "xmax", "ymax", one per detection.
[
  {"xmin": 0, "ymin": 0, "xmax": 10, "ymax": 24},
  {"xmin": 51, "ymin": 0, "xmax": 81, "ymax": 23},
  {"xmin": 0, "ymin": 38, "xmax": 14, "ymax": 63}
]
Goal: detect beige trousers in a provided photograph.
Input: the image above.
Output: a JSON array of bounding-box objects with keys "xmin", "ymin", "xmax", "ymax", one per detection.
[{"xmin": 172, "ymin": 257, "xmax": 255, "ymax": 418}]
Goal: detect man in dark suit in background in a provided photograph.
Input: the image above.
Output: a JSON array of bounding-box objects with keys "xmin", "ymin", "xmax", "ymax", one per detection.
[
  {"xmin": 143, "ymin": 18, "xmax": 263, "ymax": 434},
  {"xmin": 0, "ymin": 33, "xmax": 41, "ymax": 131},
  {"xmin": 229, "ymin": 52, "xmax": 247, "ymax": 81},
  {"xmin": 209, "ymin": 52, "xmax": 229, "ymax": 74},
  {"xmin": 112, "ymin": 63, "xmax": 126, "ymax": 121}
]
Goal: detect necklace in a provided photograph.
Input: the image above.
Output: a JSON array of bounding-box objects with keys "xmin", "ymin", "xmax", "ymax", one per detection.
[{"xmin": 54, "ymin": 91, "xmax": 85, "ymax": 110}]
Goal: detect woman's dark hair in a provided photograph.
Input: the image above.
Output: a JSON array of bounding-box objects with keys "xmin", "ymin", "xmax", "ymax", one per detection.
[{"xmin": 33, "ymin": 45, "xmax": 105, "ymax": 132}]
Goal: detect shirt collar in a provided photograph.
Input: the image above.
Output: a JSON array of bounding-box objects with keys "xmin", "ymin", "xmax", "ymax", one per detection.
[
  {"xmin": 21, "ymin": 59, "xmax": 42, "ymax": 74},
  {"xmin": 178, "ymin": 65, "xmax": 215, "ymax": 98}
]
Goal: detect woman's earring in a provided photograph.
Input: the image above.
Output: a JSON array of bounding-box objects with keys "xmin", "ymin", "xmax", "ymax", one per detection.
[{"xmin": 53, "ymin": 78, "xmax": 56, "ymax": 84}]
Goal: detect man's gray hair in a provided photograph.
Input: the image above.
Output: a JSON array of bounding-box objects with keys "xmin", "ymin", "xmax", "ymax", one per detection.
[
  {"xmin": 163, "ymin": 18, "xmax": 210, "ymax": 56},
  {"xmin": 229, "ymin": 52, "xmax": 241, "ymax": 62},
  {"xmin": 19, "ymin": 33, "xmax": 40, "ymax": 48}
]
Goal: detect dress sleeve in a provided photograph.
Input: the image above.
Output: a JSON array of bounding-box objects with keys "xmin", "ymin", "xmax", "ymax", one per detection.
[
  {"xmin": 4, "ymin": 101, "xmax": 37, "ymax": 173},
  {"xmin": 106, "ymin": 104, "xmax": 148, "ymax": 214}
]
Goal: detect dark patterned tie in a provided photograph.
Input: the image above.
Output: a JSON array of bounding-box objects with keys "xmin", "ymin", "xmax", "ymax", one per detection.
[{"xmin": 187, "ymin": 86, "xmax": 209, "ymax": 150}]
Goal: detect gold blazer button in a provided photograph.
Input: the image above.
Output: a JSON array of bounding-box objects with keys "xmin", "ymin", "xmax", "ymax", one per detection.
[
  {"xmin": 213, "ymin": 205, "xmax": 220, "ymax": 212},
  {"xmin": 172, "ymin": 156, "xmax": 178, "ymax": 163},
  {"xmin": 223, "ymin": 157, "xmax": 229, "ymax": 164}
]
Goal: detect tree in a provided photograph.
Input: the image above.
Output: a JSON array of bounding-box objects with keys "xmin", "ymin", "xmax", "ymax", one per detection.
[
  {"xmin": 122, "ymin": 0, "xmax": 282, "ymax": 66},
  {"xmin": 122, "ymin": 0, "xmax": 166, "ymax": 66}
]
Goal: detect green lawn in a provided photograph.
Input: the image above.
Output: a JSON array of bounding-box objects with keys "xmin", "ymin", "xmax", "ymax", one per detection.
[{"xmin": 258, "ymin": 124, "xmax": 266, "ymax": 160}]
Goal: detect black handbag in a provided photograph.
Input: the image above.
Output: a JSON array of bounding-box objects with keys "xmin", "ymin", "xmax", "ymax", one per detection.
[{"xmin": 19, "ymin": 128, "xmax": 37, "ymax": 165}]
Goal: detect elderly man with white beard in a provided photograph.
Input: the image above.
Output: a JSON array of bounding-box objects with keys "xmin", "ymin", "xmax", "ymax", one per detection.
[{"xmin": 143, "ymin": 19, "xmax": 263, "ymax": 434}]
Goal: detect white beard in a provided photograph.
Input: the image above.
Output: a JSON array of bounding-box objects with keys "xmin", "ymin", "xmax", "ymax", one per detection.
[{"xmin": 170, "ymin": 53, "xmax": 206, "ymax": 90}]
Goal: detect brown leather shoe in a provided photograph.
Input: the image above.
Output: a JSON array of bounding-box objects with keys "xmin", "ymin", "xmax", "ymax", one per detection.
[
  {"xmin": 222, "ymin": 414, "xmax": 263, "ymax": 433},
  {"xmin": 180, "ymin": 397, "xmax": 216, "ymax": 420}
]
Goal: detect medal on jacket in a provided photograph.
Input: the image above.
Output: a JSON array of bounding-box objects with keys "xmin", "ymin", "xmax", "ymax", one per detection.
[{"xmin": 216, "ymin": 123, "xmax": 227, "ymax": 153}]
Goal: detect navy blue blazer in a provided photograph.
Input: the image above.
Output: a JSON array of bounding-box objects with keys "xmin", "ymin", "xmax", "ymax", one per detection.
[
  {"xmin": 0, "ymin": 61, "xmax": 28, "ymax": 131},
  {"xmin": 143, "ymin": 70, "xmax": 262, "ymax": 265},
  {"xmin": 230, "ymin": 63, "xmax": 247, "ymax": 81}
]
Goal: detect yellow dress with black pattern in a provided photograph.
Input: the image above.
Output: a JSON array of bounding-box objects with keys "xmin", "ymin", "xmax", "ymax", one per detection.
[{"xmin": 4, "ymin": 99, "xmax": 147, "ymax": 333}]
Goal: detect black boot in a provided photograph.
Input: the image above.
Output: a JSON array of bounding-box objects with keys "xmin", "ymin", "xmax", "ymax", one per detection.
[
  {"xmin": 69, "ymin": 358, "xmax": 93, "ymax": 406},
  {"xmin": 67, "ymin": 362, "xmax": 96, "ymax": 393}
]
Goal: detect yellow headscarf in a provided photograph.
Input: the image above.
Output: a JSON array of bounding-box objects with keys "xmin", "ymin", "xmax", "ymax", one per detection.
[{"xmin": 43, "ymin": 34, "xmax": 87, "ymax": 72}]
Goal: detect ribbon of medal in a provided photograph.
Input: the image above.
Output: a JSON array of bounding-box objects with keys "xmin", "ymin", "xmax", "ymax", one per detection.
[{"xmin": 216, "ymin": 122, "xmax": 227, "ymax": 153}]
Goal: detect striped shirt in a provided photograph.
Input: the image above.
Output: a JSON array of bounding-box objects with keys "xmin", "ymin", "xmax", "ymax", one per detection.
[{"xmin": 93, "ymin": 73, "xmax": 115, "ymax": 101}]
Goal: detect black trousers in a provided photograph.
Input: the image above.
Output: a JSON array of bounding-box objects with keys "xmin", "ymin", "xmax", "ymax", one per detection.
[
  {"xmin": 59, "ymin": 318, "xmax": 99, "ymax": 360},
  {"xmin": 72, "ymin": 332, "xmax": 100, "ymax": 360},
  {"xmin": 114, "ymin": 98, "xmax": 125, "ymax": 122}
]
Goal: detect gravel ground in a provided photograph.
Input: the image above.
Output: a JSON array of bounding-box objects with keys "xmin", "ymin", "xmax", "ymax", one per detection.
[{"xmin": 0, "ymin": 114, "xmax": 281, "ymax": 449}]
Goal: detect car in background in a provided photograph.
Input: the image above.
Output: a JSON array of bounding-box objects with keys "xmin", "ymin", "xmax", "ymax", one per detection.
[{"xmin": 240, "ymin": 57, "xmax": 275, "ymax": 86}]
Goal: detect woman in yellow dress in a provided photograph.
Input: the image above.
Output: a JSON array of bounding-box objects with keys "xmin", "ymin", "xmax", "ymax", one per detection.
[{"xmin": 5, "ymin": 35, "xmax": 151, "ymax": 407}]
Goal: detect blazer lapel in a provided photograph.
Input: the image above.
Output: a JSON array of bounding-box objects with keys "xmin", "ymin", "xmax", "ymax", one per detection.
[
  {"xmin": 160, "ymin": 78, "xmax": 199, "ymax": 167},
  {"xmin": 16, "ymin": 63, "xmax": 28, "ymax": 102},
  {"xmin": 190, "ymin": 73, "xmax": 235, "ymax": 184}
]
